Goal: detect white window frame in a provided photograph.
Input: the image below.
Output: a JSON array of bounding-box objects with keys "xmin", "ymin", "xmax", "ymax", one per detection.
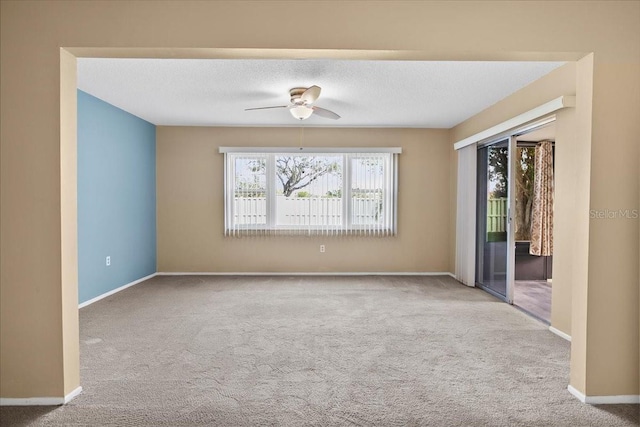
[{"xmin": 220, "ymin": 147, "xmax": 401, "ymax": 236}]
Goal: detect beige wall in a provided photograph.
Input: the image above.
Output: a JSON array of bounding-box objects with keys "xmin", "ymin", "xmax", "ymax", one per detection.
[
  {"xmin": 552, "ymin": 106, "xmax": 578, "ymax": 337},
  {"xmin": 60, "ymin": 49, "xmax": 81, "ymax": 397},
  {"xmin": 451, "ymin": 62, "xmax": 578, "ymax": 337},
  {"xmin": 1, "ymin": 0, "xmax": 638, "ymax": 400},
  {"xmin": 569, "ymin": 55, "xmax": 595, "ymax": 394},
  {"xmin": 157, "ymin": 127, "xmax": 451, "ymax": 273},
  {"xmin": 451, "ymin": 63, "xmax": 577, "ymax": 141},
  {"xmin": 583, "ymin": 59, "xmax": 639, "ymax": 396},
  {"xmin": 452, "ymin": 53, "xmax": 639, "ymax": 396}
]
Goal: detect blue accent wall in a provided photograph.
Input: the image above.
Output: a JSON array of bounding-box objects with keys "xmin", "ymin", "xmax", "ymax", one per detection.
[{"xmin": 78, "ymin": 90, "xmax": 156, "ymax": 304}]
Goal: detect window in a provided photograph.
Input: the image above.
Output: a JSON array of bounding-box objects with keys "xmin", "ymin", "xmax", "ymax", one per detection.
[{"xmin": 221, "ymin": 147, "xmax": 401, "ymax": 236}]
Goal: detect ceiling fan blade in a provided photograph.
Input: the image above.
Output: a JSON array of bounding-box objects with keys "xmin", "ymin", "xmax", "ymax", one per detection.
[
  {"xmin": 312, "ymin": 106, "xmax": 341, "ymax": 120},
  {"xmin": 301, "ymin": 85, "xmax": 321, "ymax": 104},
  {"xmin": 245, "ymin": 105, "xmax": 288, "ymax": 111}
]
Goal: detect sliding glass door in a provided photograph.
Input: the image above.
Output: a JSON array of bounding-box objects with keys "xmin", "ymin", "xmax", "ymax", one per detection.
[{"xmin": 476, "ymin": 138, "xmax": 515, "ymax": 301}]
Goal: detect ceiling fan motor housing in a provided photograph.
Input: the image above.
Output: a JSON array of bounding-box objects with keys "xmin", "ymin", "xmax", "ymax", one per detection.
[{"xmin": 289, "ymin": 87, "xmax": 309, "ymax": 104}]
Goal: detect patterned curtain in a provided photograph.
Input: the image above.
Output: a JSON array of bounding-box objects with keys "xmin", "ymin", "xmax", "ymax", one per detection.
[{"xmin": 530, "ymin": 141, "xmax": 554, "ymax": 256}]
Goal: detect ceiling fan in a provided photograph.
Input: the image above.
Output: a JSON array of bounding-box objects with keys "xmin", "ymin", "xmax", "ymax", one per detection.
[{"xmin": 245, "ymin": 85, "xmax": 341, "ymax": 121}]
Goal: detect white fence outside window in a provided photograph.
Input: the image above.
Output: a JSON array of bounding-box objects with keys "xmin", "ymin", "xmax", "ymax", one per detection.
[
  {"xmin": 233, "ymin": 196, "xmax": 384, "ymax": 226},
  {"xmin": 487, "ymin": 197, "xmax": 508, "ymax": 233}
]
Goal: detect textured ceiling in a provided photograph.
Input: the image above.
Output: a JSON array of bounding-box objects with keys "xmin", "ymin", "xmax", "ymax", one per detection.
[{"xmin": 77, "ymin": 58, "xmax": 564, "ymax": 128}]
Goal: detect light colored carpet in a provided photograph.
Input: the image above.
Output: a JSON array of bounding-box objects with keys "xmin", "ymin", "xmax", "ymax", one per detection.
[{"xmin": 1, "ymin": 275, "xmax": 638, "ymax": 426}]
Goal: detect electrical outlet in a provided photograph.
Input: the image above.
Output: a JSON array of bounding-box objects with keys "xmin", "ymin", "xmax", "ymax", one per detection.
[
  {"xmin": 320, "ymin": 245, "xmax": 325, "ymax": 253},
  {"xmin": 106, "ymin": 256, "xmax": 111, "ymax": 266}
]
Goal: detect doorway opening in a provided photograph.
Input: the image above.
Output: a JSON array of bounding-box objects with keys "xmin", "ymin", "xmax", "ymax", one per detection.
[
  {"xmin": 475, "ymin": 120, "xmax": 555, "ymax": 324},
  {"xmin": 512, "ymin": 123, "xmax": 555, "ymax": 323}
]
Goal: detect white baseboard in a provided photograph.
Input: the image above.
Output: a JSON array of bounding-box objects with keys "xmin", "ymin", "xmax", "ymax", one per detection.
[
  {"xmin": 568, "ymin": 385, "xmax": 640, "ymax": 405},
  {"xmin": 0, "ymin": 386, "xmax": 82, "ymax": 406},
  {"xmin": 157, "ymin": 271, "xmax": 456, "ymax": 277},
  {"xmin": 79, "ymin": 273, "xmax": 157, "ymax": 309},
  {"xmin": 64, "ymin": 386, "xmax": 83, "ymax": 403},
  {"xmin": 549, "ymin": 326, "xmax": 571, "ymax": 342}
]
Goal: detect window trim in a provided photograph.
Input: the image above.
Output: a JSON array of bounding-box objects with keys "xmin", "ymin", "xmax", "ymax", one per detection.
[
  {"xmin": 220, "ymin": 147, "xmax": 402, "ymax": 236},
  {"xmin": 220, "ymin": 147, "xmax": 402, "ymax": 154}
]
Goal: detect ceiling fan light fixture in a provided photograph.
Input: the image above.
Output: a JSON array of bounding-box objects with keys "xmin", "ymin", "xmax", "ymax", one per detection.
[
  {"xmin": 289, "ymin": 105, "xmax": 313, "ymax": 120},
  {"xmin": 246, "ymin": 85, "xmax": 339, "ymax": 121}
]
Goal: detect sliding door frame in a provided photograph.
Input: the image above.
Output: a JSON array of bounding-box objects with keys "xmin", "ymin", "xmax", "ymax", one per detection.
[
  {"xmin": 475, "ymin": 137, "xmax": 514, "ymax": 303},
  {"xmin": 474, "ymin": 116, "xmax": 556, "ymax": 305},
  {"xmin": 505, "ymin": 135, "xmax": 517, "ymax": 304}
]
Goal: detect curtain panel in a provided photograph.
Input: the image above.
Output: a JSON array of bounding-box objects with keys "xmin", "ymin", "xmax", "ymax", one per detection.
[
  {"xmin": 530, "ymin": 140, "xmax": 554, "ymax": 256},
  {"xmin": 455, "ymin": 144, "xmax": 477, "ymax": 286}
]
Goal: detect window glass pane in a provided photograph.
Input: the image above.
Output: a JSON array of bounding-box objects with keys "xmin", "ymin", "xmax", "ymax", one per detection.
[
  {"xmin": 351, "ymin": 155, "xmax": 385, "ymax": 225},
  {"xmin": 486, "ymin": 145, "xmax": 508, "ymax": 242},
  {"xmin": 274, "ymin": 155, "xmax": 343, "ymax": 226},
  {"xmin": 233, "ymin": 156, "xmax": 267, "ymax": 226}
]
